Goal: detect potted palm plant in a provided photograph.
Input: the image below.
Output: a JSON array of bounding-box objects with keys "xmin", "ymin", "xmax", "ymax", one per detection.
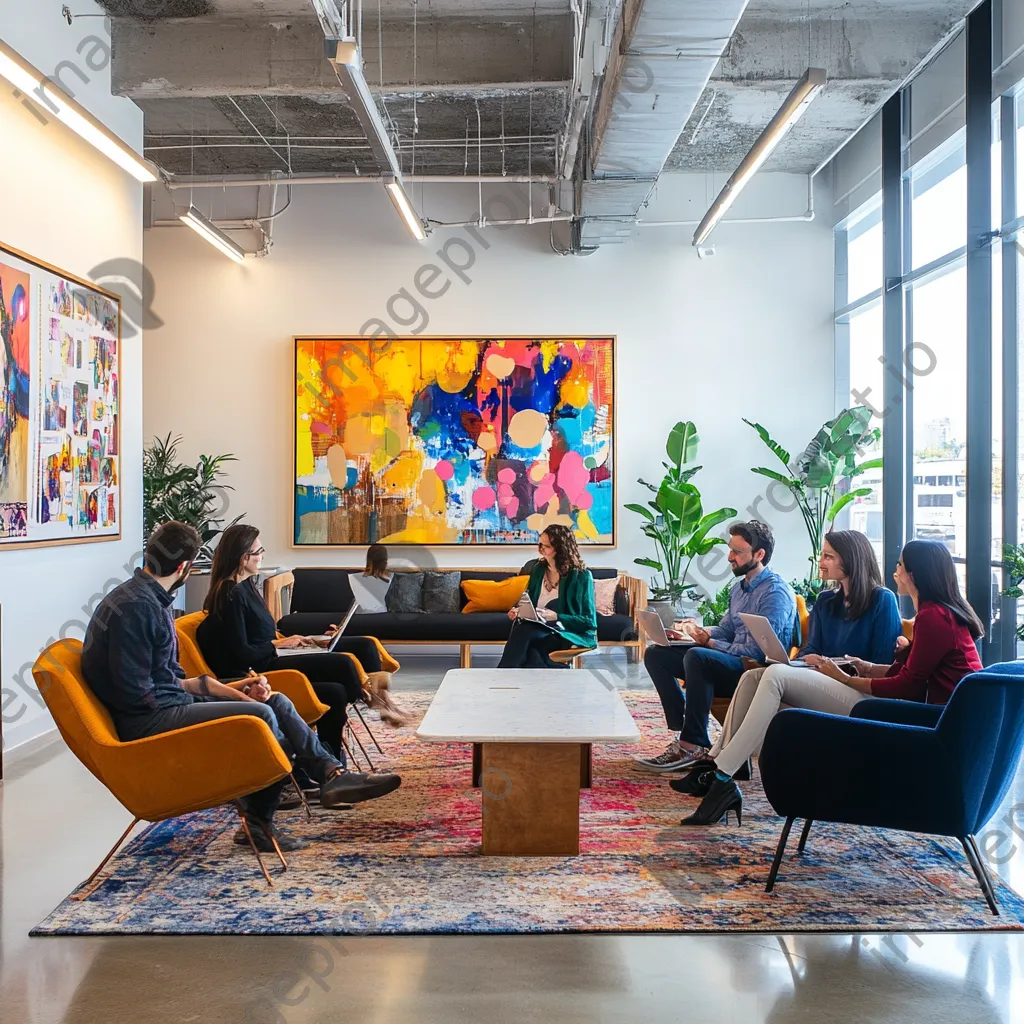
[
  {"xmin": 142, "ymin": 433, "xmax": 241, "ymax": 565},
  {"xmin": 626, "ymin": 421, "xmax": 737, "ymax": 625},
  {"xmin": 744, "ymin": 406, "xmax": 881, "ymax": 600}
]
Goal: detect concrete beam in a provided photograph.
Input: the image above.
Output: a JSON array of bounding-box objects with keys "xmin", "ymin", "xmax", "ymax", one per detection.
[
  {"xmin": 108, "ymin": 15, "xmax": 572, "ymax": 98},
  {"xmin": 716, "ymin": 13, "xmax": 964, "ymax": 85}
]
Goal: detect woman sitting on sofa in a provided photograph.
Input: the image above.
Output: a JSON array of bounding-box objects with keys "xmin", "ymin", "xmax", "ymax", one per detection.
[
  {"xmin": 197, "ymin": 526, "xmax": 406, "ymax": 757},
  {"xmin": 675, "ymin": 537, "xmax": 984, "ymax": 828},
  {"xmin": 498, "ymin": 524, "xmax": 597, "ymax": 669}
]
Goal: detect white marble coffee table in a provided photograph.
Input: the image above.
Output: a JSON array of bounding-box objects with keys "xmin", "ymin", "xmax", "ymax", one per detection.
[{"xmin": 416, "ymin": 669, "xmax": 641, "ymax": 856}]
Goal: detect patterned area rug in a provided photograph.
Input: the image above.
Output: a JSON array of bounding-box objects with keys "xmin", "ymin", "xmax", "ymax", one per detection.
[{"xmin": 32, "ymin": 691, "xmax": 1024, "ymax": 936}]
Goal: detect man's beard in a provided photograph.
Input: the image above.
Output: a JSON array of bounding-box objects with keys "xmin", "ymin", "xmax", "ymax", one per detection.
[{"xmin": 731, "ymin": 558, "xmax": 757, "ymax": 577}]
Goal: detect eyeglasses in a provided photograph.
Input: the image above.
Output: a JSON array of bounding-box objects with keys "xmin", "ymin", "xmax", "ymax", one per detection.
[{"xmin": 248, "ymin": 547, "xmax": 265, "ymax": 558}]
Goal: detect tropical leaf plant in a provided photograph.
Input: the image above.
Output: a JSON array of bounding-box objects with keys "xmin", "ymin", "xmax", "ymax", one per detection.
[
  {"xmin": 142, "ymin": 433, "xmax": 242, "ymax": 561},
  {"xmin": 999, "ymin": 542, "xmax": 1024, "ymax": 644},
  {"xmin": 698, "ymin": 580, "xmax": 734, "ymax": 627},
  {"xmin": 626, "ymin": 421, "xmax": 737, "ymax": 604},
  {"xmin": 744, "ymin": 407, "xmax": 881, "ymax": 590}
]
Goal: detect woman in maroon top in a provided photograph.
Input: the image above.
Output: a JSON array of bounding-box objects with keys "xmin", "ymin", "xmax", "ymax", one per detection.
[{"xmin": 807, "ymin": 539, "xmax": 983, "ymax": 704}]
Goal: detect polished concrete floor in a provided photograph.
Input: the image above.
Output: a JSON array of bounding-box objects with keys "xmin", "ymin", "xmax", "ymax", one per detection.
[{"xmin": 3, "ymin": 654, "xmax": 1024, "ymax": 1023}]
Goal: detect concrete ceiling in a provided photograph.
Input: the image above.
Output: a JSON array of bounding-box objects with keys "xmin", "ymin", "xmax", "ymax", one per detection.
[
  {"xmin": 669, "ymin": 0, "xmax": 976, "ymax": 174},
  {"xmin": 95, "ymin": 0, "xmax": 977, "ymax": 182}
]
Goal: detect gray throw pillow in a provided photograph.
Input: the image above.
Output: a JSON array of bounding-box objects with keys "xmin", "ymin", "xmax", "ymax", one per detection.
[
  {"xmin": 422, "ymin": 571, "xmax": 461, "ymax": 614},
  {"xmin": 385, "ymin": 572, "xmax": 424, "ymax": 614}
]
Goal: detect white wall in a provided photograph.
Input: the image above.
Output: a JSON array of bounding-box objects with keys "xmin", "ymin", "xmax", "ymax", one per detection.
[
  {"xmin": 0, "ymin": 0, "xmax": 145, "ymax": 753},
  {"xmin": 142, "ymin": 172, "xmax": 835, "ymax": 595}
]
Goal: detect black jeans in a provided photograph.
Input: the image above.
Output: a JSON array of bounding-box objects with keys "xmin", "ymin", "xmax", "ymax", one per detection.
[
  {"xmin": 498, "ymin": 619, "xmax": 575, "ymax": 668},
  {"xmin": 643, "ymin": 644, "xmax": 745, "ymax": 748},
  {"xmin": 273, "ymin": 652, "xmax": 366, "ymax": 761},
  {"xmin": 116, "ymin": 693, "xmax": 345, "ymax": 822}
]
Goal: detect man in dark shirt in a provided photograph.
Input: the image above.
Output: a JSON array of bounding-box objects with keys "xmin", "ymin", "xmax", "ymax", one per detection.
[{"xmin": 82, "ymin": 521, "xmax": 401, "ymax": 852}]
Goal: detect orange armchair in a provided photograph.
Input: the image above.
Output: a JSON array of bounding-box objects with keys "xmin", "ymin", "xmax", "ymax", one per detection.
[
  {"xmin": 175, "ymin": 612, "xmax": 329, "ymax": 725},
  {"xmin": 31, "ymin": 640, "xmax": 295, "ymax": 886}
]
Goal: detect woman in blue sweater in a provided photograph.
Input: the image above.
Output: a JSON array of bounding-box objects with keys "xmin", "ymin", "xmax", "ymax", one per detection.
[{"xmin": 673, "ymin": 530, "xmax": 902, "ymax": 822}]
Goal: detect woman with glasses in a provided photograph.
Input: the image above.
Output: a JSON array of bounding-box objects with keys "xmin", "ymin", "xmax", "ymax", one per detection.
[
  {"xmin": 197, "ymin": 524, "xmax": 397, "ymax": 761},
  {"xmin": 674, "ymin": 537, "xmax": 984, "ymax": 828},
  {"xmin": 498, "ymin": 524, "xmax": 597, "ymax": 669}
]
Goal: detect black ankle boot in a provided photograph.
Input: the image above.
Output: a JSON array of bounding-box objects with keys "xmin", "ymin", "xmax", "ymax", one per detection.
[
  {"xmin": 670, "ymin": 760, "xmax": 717, "ymax": 796},
  {"xmin": 680, "ymin": 777, "xmax": 743, "ymax": 827}
]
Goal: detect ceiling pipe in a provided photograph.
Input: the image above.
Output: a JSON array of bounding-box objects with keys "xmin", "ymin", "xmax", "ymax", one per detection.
[{"xmin": 163, "ymin": 173, "xmax": 557, "ymax": 189}]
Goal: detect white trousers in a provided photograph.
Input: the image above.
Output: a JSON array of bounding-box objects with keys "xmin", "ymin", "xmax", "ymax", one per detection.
[{"xmin": 710, "ymin": 664, "xmax": 866, "ymax": 777}]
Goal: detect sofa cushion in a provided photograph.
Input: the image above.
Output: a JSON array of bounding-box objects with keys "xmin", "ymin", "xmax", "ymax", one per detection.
[
  {"xmin": 423, "ymin": 570, "xmax": 461, "ymax": 614},
  {"xmin": 614, "ymin": 584, "xmax": 630, "ymax": 616},
  {"xmin": 290, "ymin": 568, "xmax": 355, "ymax": 614},
  {"xmin": 462, "ymin": 575, "xmax": 529, "ymax": 613},
  {"xmin": 594, "ymin": 576, "xmax": 620, "ymax": 616},
  {"xmin": 386, "ymin": 572, "xmax": 424, "ymax": 614},
  {"xmin": 597, "ymin": 614, "xmax": 638, "ymax": 643}
]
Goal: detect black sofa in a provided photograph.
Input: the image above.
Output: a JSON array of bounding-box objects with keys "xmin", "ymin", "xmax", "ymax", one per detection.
[{"xmin": 275, "ymin": 567, "xmax": 644, "ymax": 665}]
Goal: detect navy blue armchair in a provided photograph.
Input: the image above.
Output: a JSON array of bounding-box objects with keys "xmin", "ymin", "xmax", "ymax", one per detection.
[{"xmin": 758, "ymin": 664, "xmax": 1024, "ymax": 915}]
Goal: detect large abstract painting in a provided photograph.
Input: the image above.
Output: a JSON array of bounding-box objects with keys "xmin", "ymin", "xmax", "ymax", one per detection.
[
  {"xmin": 294, "ymin": 337, "xmax": 615, "ymax": 546},
  {"xmin": 0, "ymin": 243, "xmax": 120, "ymax": 548}
]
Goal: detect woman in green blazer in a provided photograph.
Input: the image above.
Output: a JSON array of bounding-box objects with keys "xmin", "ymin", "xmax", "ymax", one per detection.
[{"xmin": 498, "ymin": 524, "xmax": 598, "ymax": 668}]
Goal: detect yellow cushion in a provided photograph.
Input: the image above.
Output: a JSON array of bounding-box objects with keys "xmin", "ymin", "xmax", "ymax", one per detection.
[{"xmin": 462, "ymin": 575, "xmax": 529, "ymax": 613}]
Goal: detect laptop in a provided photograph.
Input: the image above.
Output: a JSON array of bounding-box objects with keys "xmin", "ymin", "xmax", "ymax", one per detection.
[
  {"xmin": 276, "ymin": 601, "xmax": 357, "ymax": 656},
  {"xmin": 515, "ymin": 591, "xmax": 564, "ymax": 632},
  {"xmin": 639, "ymin": 610, "xmax": 695, "ymax": 647},
  {"xmin": 738, "ymin": 612, "xmax": 816, "ymax": 667}
]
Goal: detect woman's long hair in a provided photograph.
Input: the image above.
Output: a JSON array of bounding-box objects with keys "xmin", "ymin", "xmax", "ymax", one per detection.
[
  {"xmin": 901, "ymin": 539, "xmax": 985, "ymax": 639},
  {"xmin": 365, "ymin": 543, "xmax": 389, "ymax": 579},
  {"xmin": 822, "ymin": 530, "xmax": 883, "ymax": 620},
  {"xmin": 204, "ymin": 523, "xmax": 261, "ymax": 620},
  {"xmin": 544, "ymin": 524, "xmax": 586, "ymax": 577}
]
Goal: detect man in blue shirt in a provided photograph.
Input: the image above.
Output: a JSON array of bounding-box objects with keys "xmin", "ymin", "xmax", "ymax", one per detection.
[
  {"xmin": 82, "ymin": 520, "xmax": 401, "ymax": 854},
  {"xmin": 636, "ymin": 520, "xmax": 796, "ymax": 773}
]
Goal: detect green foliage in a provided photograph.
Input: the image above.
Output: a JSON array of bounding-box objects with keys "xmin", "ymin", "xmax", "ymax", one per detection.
[
  {"xmin": 744, "ymin": 407, "xmax": 881, "ymax": 588},
  {"xmin": 789, "ymin": 576, "xmax": 828, "ymax": 605},
  {"xmin": 698, "ymin": 581, "xmax": 734, "ymax": 627},
  {"xmin": 143, "ymin": 433, "xmax": 241, "ymax": 560},
  {"xmin": 1000, "ymin": 543, "xmax": 1024, "ymax": 643},
  {"xmin": 629, "ymin": 421, "xmax": 737, "ymax": 603}
]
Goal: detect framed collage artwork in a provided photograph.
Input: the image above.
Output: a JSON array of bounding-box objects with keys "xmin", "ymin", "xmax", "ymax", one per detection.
[{"xmin": 0, "ymin": 243, "xmax": 121, "ymax": 548}]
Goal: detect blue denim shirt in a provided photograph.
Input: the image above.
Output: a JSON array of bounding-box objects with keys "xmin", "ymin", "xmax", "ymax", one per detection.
[
  {"xmin": 81, "ymin": 568, "xmax": 193, "ymax": 722},
  {"xmin": 707, "ymin": 567, "xmax": 797, "ymax": 660}
]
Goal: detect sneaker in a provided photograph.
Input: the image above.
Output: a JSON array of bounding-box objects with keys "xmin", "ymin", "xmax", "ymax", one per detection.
[
  {"xmin": 320, "ymin": 770, "xmax": 402, "ymax": 808},
  {"xmin": 632, "ymin": 741, "xmax": 695, "ymax": 773}
]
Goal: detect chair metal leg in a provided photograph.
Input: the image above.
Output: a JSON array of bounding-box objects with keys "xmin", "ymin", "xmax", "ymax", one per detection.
[
  {"xmin": 267, "ymin": 830, "xmax": 289, "ymax": 871},
  {"xmin": 346, "ymin": 720, "xmax": 377, "ymax": 772},
  {"xmin": 341, "ymin": 733, "xmax": 362, "ymax": 771},
  {"xmin": 353, "ymin": 701, "xmax": 385, "ymax": 756},
  {"xmin": 85, "ymin": 816, "xmax": 140, "ymax": 885},
  {"xmin": 289, "ymin": 773, "xmax": 313, "ymax": 820},
  {"xmin": 962, "ymin": 835, "xmax": 1000, "ymax": 917},
  {"xmin": 234, "ymin": 808, "xmax": 274, "ymax": 887},
  {"xmin": 797, "ymin": 818, "xmax": 814, "ymax": 854},
  {"xmin": 766, "ymin": 816, "xmax": 796, "ymax": 893}
]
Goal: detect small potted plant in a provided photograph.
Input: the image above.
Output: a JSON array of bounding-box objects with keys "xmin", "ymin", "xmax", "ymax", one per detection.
[{"xmin": 626, "ymin": 421, "xmax": 736, "ymax": 625}]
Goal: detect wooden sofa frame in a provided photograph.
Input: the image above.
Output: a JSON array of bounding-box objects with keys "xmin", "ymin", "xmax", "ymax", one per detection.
[{"xmin": 265, "ymin": 567, "xmax": 649, "ymax": 666}]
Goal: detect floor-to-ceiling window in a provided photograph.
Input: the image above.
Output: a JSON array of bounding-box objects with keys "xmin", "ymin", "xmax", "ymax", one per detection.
[{"xmin": 832, "ymin": 2, "xmax": 1022, "ymax": 662}]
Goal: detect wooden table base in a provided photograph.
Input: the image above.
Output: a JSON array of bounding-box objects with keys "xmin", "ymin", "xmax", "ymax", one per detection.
[
  {"xmin": 480, "ymin": 742, "xmax": 583, "ymax": 856},
  {"xmin": 473, "ymin": 742, "xmax": 591, "ymax": 788}
]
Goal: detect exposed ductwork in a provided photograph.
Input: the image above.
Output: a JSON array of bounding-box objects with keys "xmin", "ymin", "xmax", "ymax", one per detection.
[{"xmin": 576, "ymin": 0, "xmax": 751, "ymax": 248}]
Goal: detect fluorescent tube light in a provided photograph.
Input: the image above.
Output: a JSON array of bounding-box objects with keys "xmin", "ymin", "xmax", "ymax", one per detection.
[
  {"xmin": 0, "ymin": 38, "xmax": 158, "ymax": 183},
  {"xmin": 383, "ymin": 175, "xmax": 427, "ymax": 242},
  {"xmin": 179, "ymin": 206, "xmax": 247, "ymax": 263},
  {"xmin": 693, "ymin": 68, "xmax": 826, "ymax": 247}
]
